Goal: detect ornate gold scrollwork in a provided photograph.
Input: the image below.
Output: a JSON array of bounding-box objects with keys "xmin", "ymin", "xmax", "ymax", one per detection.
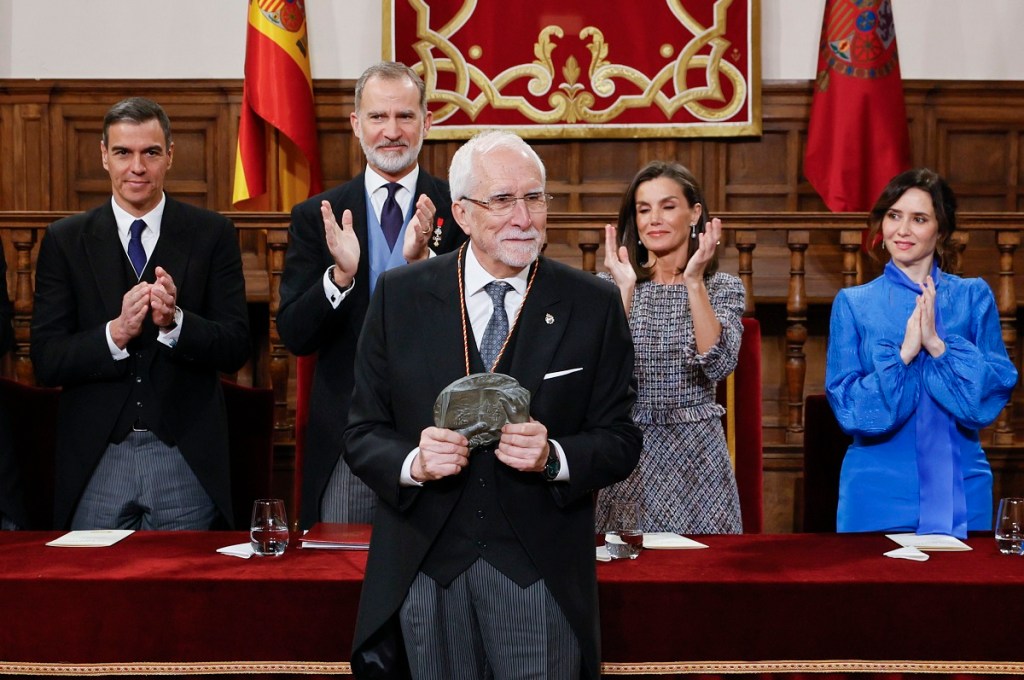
[{"xmin": 407, "ymin": 0, "xmax": 750, "ymax": 127}]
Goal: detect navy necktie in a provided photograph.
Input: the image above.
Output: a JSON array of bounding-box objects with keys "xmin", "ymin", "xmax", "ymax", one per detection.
[
  {"xmin": 480, "ymin": 281, "xmax": 513, "ymax": 371},
  {"xmin": 128, "ymin": 219, "xmax": 147, "ymax": 278},
  {"xmin": 381, "ymin": 182, "xmax": 403, "ymax": 250}
]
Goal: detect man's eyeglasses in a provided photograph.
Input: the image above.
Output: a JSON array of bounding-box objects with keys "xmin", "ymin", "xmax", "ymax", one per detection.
[{"xmin": 460, "ymin": 192, "xmax": 553, "ymax": 216}]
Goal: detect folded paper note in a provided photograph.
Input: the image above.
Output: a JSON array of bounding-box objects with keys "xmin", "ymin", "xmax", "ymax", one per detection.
[
  {"xmin": 642, "ymin": 532, "xmax": 709, "ymax": 549},
  {"xmin": 886, "ymin": 533, "xmax": 972, "ymax": 551},
  {"xmin": 46, "ymin": 530, "xmax": 134, "ymax": 548}
]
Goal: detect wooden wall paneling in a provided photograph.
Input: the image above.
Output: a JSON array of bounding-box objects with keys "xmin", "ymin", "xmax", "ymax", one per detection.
[
  {"xmin": 10, "ymin": 104, "xmax": 49, "ymax": 211},
  {"xmin": 563, "ymin": 139, "xmax": 624, "ymax": 211},
  {"xmin": 720, "ymin": 125, "xmax": 800, "ymax": 212},
  {"xmin": 929, "ymin": 85, "xmax": 1024, "ymax": 212},
  {"xmin": 311, "ymin": 87, "xmax": 360, "ymax": 194},
  {"xmin": 55, "ymin": 102, "xmax": 112, "ymax": 211},
  {"xmin": 163, "ymin": 104, "xmax": 224, "ymax": 209}
]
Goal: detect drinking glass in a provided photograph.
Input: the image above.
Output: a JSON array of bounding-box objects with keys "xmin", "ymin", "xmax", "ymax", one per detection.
[
  {"xmin": 604, "ymin": 500, "xmax": 643, "ymax": 560},
  {"xmin": 250, "ymin": 498, "xmax": 289, "ymax": 557},
  {"xmin": 994, "ymin": 497, "xmax": 1024, "ymax": 555}
]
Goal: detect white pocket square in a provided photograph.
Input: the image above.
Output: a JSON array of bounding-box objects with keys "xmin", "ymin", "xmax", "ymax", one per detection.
[{"xmin": 543, "ymin": 367, "xmax": 583, "ymax": 380}]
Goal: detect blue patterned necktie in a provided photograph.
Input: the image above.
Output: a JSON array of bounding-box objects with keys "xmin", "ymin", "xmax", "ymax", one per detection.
[
  {"xmin": 480, "ymin": 281, "xmax": 513, "ymax": 371},
  {"xmin": 128, "ymin": 219, "xmax": 147, "ymax": 278},
  {"xmin": 380, "ymin": 182, "xmax": 403, "ymax": 250}
]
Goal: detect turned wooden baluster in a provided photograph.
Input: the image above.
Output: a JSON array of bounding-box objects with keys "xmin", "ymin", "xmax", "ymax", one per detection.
[
  {"xmin": 266, "ymin": 229, "xmax": 291, "ymax": 442},
  {"xmin": 577, "ymin": 228, "xmax": 600, "ymax": 274},
  {"xmin": 11, "ymin": 229, "xmax": 37, "ymax": 384},
  {"xmin": 786, "ymin": 230, "xmax": 809, "ymax": 443},
  {"xmin": 994, "ymin": 230, "xmax": 1019, "ymax": 445},
  {"xmin": 839, "ymin": 230, "xmax": 862, "ymax": 289},
  {"xmin": 735, "ymin": 230, "xmax": 756, "ymax": 316}
]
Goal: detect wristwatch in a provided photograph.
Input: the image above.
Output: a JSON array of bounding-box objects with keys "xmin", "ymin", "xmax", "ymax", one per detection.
[{"xmin": 543, "ymin": 447, "xmax": 561, "ymax": 481}]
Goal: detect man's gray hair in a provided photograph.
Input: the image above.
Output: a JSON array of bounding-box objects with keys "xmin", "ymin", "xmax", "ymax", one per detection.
[
  {"xmin": 448, "ymin": 131, "xmax": 546, "ymax": 201},
  {"xmin": 354, "ymin": 61, "xmax": 427, "ymax": 115}
]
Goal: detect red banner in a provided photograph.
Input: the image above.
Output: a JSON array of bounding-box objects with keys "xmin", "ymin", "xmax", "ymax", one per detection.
[
  {"xmin": 804, "ymin": 0, "xmax": 911, "ymax": 212},
  {"xmin": 385, "ymin": 0, "xmax": 760, "ymax": 139}
]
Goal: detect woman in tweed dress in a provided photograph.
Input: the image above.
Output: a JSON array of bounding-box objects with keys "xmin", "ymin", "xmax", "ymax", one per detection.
[{"xmin": 596, "ymin": 161, "xmax": 746, "ymax": 534}]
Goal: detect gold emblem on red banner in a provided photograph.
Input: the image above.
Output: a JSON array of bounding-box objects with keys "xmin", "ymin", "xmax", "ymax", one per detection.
[{"xmin": 385, "ymin": 0, "xmax": 760, "ymax": 139}]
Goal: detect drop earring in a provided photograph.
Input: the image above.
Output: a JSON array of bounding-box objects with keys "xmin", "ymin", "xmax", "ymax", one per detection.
[{"xmin": 690, "ymin": 223, "xmax": 697, "ymax": 238}]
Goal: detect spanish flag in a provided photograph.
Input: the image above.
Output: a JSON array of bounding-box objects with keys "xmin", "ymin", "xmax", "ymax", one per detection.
[{"xmin": 233, "ymin": 0, "xmax": 323, "ymax": 210}]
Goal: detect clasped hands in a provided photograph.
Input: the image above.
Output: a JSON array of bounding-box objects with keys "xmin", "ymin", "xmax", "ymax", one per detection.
[
  {"xmin": 322, "ymin": 193, "xmax": 439, "ymax": 289},
  {"xmin": 111, "ymin": 266, "xmax": 177, "ymax": 348},
  {"xmin": 410, "ymin": 419, "xmax": 551, "ymax": 483},
  {"xmin": 900, "ymin": 275, "xmax": 946, "ymax": 364}
]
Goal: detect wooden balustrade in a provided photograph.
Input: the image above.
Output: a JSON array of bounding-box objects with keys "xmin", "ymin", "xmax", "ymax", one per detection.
[{"xmin": 2, "ymin": 211, "xmax": 1023, "ymax": 448}]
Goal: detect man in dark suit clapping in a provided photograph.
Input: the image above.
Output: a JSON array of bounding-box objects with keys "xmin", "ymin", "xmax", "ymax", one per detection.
[
  {"xmin": 31, "ymin": 97, "xmax": 250, "ymax": 530},
  {"xmin": 277, "ymin": 62, "xmax": 466, "ymax": 527}
]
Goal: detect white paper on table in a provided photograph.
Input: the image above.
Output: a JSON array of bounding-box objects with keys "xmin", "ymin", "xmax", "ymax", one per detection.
[
  {"xmin": 217, "ymin": 542, "xmax": 256, "ymax": 559},
  {"xmin": 884, "ymin": 546, "xmax": 930, "ymax": 561},
  {"xmin": 45, "ymin": 530, "xmax": 134, "ymax": 547},
  {"xmin": 595, "ymin": 545, "xmax": 612, "ymax": 562},
  {"xmin": 642, "ymin": 532, "xmax": 709, "ymax": 549},
  {"xmin": 885, "ymin": 533, "xmax": 972, "ymax": 551}
]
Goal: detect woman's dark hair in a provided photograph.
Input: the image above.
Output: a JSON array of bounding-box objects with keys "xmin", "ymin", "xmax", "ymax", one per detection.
[
  {"xmin": 866, "ymin": 167, "xmax": 959, "ymax": 272},
  {"xmin": 616, "ymin": 160, "xmax": 718, "ymax": 282}
]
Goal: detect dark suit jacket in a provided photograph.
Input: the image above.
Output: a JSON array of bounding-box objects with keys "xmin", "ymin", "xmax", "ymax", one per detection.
[
  {"xmin": 30, "ymin": 197, "xmax": 251, "ymax": 529},
  {"xmin": 343, "ymin": 251, "xmax": 643, "ymax": 680},
  {"xmin": 276, "ymin": 170, "xmax": 465, "ymax": 527},
  {"xmin": 0, "ymin": 247, "xmax": 22, "ymax": 527}
]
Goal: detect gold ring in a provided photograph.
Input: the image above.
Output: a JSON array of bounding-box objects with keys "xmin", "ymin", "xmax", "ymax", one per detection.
[{"xmin": 421, "ymin": 228, "xmax": 430, "ymax": 235}]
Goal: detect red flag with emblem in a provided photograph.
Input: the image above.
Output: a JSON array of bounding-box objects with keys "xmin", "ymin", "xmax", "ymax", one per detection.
[
  {"xmin": 233, "ymin": 0, "xmax": 323, "ymax": 210},
  {"xmin": 804, "ymin": 0, "xmax": 910, "ymax": 213}
]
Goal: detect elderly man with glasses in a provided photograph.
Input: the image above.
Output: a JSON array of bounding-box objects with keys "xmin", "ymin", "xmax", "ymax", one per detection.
[{"xmin": 344, "ymin": 130, "xmax": 642, "ymax": 680}]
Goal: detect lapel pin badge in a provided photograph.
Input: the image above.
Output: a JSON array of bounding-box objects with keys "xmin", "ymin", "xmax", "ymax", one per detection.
[{"xmin": 545, "ymin": 313, "xmax": 554, "ymax": 325}]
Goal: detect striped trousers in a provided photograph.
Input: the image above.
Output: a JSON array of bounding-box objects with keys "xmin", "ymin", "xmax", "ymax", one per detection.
[
  {"xmin": 71, "ymin": 431, "xmax": 217, "ymax": 530},
  {"xmin": 400, "ymin": 558, "xmax": 580, "ymax": 680}
]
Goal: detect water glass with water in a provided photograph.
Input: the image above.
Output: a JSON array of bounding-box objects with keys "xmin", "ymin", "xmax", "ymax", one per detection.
[
  {"xmin": 994, "ymin": 497, "xmax": 1024, "ymax": 555},
  {"xmin": 250, "ymin": 498, "xmax": 289, "ymax": 557},
  {"xmin": 605, "ymin": 500, "xmax": 643, "ymax": 560}
]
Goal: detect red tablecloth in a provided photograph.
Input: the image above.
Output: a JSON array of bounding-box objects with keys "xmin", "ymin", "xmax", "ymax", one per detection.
[{"xmin": 1, "ymin": 532, "xmax": 1022, "ymax": 676}]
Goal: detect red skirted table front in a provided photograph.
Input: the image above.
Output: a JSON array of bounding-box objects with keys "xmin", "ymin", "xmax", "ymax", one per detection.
[{"xmin": 1, "ymin": 532, "xmax": 1022, "ymax": 676}]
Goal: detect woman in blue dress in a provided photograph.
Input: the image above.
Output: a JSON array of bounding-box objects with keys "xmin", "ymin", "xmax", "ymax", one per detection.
[{"xmin": 826, "ymin": 168, "xmax": 1017, "ymax": 537}]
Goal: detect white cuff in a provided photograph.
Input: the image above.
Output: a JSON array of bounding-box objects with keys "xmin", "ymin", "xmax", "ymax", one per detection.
[
  {"xmin": 323, "ymin": 266, "xmax": 355, "ymax": 309},
  {"xmin": 549, "ymin": 439, "xmax": 569, "ymax": 481},
  {"xmin": 400, "ymin": 448, "xmax": 425, "ymax": 487},
  {"xmin": 105, "ymin": 321, "xmax": 130, "ymax": 361},
  {"xmin": 156, "ymin": 306, "xmax": 183, "ymax": 348}
]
